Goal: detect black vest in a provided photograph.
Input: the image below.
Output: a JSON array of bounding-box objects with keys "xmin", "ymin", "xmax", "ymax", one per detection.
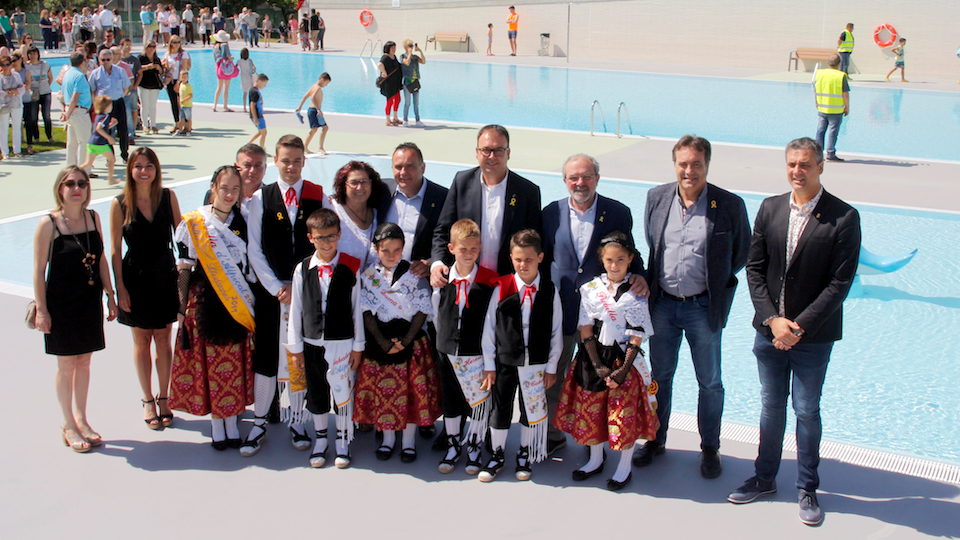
[
  {"xmin": 494, "ymin": 277, "xmax": 555, "ymax": 367},
  {"xmin": 260, "ymin": 182, "xmax": 324, "ymax": 282},
  {"xmin": 300, "ymin": 257, "xmax": 358, "ymax": 341},
  {"xmin": 436, "ymin": 271, "xmax": 496, "ymax": 357}
]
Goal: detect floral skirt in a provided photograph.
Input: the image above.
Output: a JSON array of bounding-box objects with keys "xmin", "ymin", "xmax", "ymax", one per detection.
[
  {"xmin": 169, "ymin": 289, "xmax": 255, "ymax": 419},
  {"xmin": 553, "ymin": 357, "xmax": 659, "ymax": 451},
  {"xmin": 353, "ymin": 335, "xmax": 442, "ymax": 431}
]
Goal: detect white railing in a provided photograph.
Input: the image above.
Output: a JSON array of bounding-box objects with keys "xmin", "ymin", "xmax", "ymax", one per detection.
[
  {"xmin": 590, "ymin": 100, "xmax": 606, "ymax": 136},
  {"xmin": 617, "ymin": 102, "xmax": 633, "ymax": 138}
]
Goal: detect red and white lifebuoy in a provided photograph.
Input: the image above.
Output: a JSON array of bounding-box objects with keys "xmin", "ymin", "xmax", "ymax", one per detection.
[
  {"xmin": 360, "ymin": 9, "xmax": 373, "ymax": 27},
  {"xmin": 873, "ymin": 24, "xmax": 897, "ymax": 48}
]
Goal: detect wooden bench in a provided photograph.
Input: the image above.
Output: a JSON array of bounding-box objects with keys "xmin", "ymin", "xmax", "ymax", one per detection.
[
  {"xmin": 426, "ymin": 32, "xmax": 469, "ymax": 53},
  {"xmin": 789, "ymin": 48, "xmax": 836, "ymax": 72}
]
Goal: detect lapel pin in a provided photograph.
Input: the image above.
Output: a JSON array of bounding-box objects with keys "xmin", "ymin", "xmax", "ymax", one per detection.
[
  {"xmin": 816, "ymin": 213, "xmax": 821, "ymax": 218},
  {"xmin": 276, "ymin": 212, "xmax": 284, "ymax": 221},
  {"xmin": 711, "ymin": 200, "xmax": 717, "ymax": 208},
  {"xmin": 510, "ymin": 196, "xmax": 517, "ymax": 207}
]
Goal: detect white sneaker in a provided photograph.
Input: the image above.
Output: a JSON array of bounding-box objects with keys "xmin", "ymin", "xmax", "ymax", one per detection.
[
  {"xmin": 402, "ymin": 120, "xmax": 410, "ymax": 127},
  {"xmin": 415, "ymin": 121, "xmax": 426, "ymax": 128}
]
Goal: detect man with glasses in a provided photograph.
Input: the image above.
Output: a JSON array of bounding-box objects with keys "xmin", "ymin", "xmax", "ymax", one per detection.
[
  {"xmin": 540, "ymin": 153, "xmax": 648, "ymax": 456},
  {"xmin": 87, "ymin": 48, "xmax": 130, "ymax": 163}
]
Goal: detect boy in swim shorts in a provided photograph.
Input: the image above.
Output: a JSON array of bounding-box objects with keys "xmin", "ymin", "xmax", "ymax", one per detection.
[
  {"xmin": 80, "ymin": 95, "xmax": 119, "ymax": 185},
  {"xmin": 885, "ymin": 38, "xmax": 907, "ymax": 82},
  {"xmin": 295, "ymin": 72, "xmax": 332, "ymax": 155},
  {"xmin": 248, "ymin": 73, "xmax": 269, "ymax": 147}
]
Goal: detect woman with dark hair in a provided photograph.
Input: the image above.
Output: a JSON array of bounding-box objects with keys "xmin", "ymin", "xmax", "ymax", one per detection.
[
  {"xmin": 169, "ymin": 165, "xmax": 256, "ymax": 449},
  {"xmin": 377, "ymin": 41, "xmax": 403, "ymax": 127},
  {"xmin": 33, "ymin": 166, "xmax": 118, "ymax": 452},
  {"xmin": 109, "ymin": 147, "xmax": 182, "ymax": 431},
  {"xmin": 138, "ymin": 40, "xmax": 163, "ymax": 134},
  {"xmin": 328, "ymin": 160, "xmax": 384, "ymax": 270},
  {"xmin": 23, "ymin": 47, "xmax": 53, "ymax": 154}
]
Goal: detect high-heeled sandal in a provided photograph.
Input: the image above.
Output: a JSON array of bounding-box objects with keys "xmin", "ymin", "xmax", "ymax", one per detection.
[
  {"xmin": 77, "ymin": 424, "xmax": 103, "ymax": 447},
  {"xmin": 62, "ymin": 426, "xmax": 92, "ymax": 453},
  {"xmin": 156, "ymin": 396, "xmax": 175, "ymax": 428},
  {"xmin": 142, "ymin": 398, "xmax": 162, "ymax": 430}
]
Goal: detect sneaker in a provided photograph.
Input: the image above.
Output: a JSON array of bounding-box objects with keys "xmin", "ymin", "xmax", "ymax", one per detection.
[
  {"xmin": 402, "ymin": 120, "xmax": 410, "ymax": 127},
  {"xmin": 478, "ymin": 448, "xmax": 505, "ymax": 483},
  {"xmin": 546, "ymin": 437, "xmax": 567, "ymax": 457},
  {"xmin": 515, "ymin": 446, "xmax": 532, "ymax": 481},
  {"xmin": 414, "ymin": 121, "xmax": 425, "ymax": 128},
  {"xmin": 632, "ymin": 440, "xmax": 664, "ymax": 467},
  {"xmin": 727, "ymin": 476, "xmax": 777, "ymax": 504},
  {"xmin": 798, "ymin": 490, "xmax": 823, "ymax": 526}
]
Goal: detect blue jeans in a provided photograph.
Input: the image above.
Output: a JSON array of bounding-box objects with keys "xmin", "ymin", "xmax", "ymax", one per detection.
[
  {"xmin": 402, "ymin": 86, "xmax": 420, "ymax": 122},
  {"xmin": 752, "ymin": 332, "xmax": 833, "ymax": 491},
  {"xmin": 838, "ymin": 52, "xmax": 851, "ymax": 74},
  {"xmin": 649, "ymin": 294, "xmax": 724, "ymax": 449},
  {"xmin": 123, "ymin": 94, "xmax": 135, "ymax": 139},
  {"xmin": 816, "ymin": 113, "xmax": 843, "ymax": 158}
]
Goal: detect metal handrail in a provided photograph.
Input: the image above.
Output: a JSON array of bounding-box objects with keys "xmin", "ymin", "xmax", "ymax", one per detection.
[
  {"xmin": 590, "ymin": 100, "xmax": 606, "ymax": 136},
  {"xmin": 359, "ymin": 39, "xmax": 372, "ymax": 57},
  {"xmin": 372, "ymin": 39, "xmax": 383, "ymax": 58},
  {"xmin": 617, "ymin": 102, "xmax": 633, "ymax": 138}
]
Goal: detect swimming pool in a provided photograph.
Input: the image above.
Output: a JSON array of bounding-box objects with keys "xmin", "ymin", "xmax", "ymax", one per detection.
[
  {"xmin": 4, "ymin": 154, "xmax": 959, "ymax": 464},
  {"xmin": 146, "ymin": 50, "xmax": 960, "ymax": 162}
]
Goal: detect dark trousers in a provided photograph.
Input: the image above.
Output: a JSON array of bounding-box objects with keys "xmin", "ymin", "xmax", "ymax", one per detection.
[
  {"xmin": 24, "ymin": 94, "xmax": 53, "ymax": 144},
  {"xmin": 252, "ymin": 285, "xmax": 280, "ymax": 377},
  {"xmin": 753, "ymin": 332, "xmax": 833, "ymax": 491},
  {"xmin": 490, "ymin": 363, "xmax": 531, "ymax": 430},
  {"xmin": 316, "ymin": 28, "xmax": 325, "ymax": 49},
  {"xmin": 436, "ymin": 351, "xmax": 472, "ymax": 418},
  {"xmin": 838, "ymin": 52, "xmax": 851, "ymax": 74},
  {"xmin": 184, "ymin": 21, "xmax": 194, "ymax": 43},
  {"xmin": 80, "ymin": 29, "xmax": 92, "ymax": 42},
  {"xmin": 165, "ymin": 81, "xmax": 180, "ymax": 123},
  {"xmin": 303, "ymin": 343, "xmax": 331, "ymax": 415},
  {"xmin": 110, "ymin": 98, "xmax": 129, "ymax": 161}
]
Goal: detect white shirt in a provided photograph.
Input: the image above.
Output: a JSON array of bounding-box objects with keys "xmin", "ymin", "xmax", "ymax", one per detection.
[
  {"xmin": 431, "ymin": 262, "xmax": 478, "ymax": 320},
  {"xmin": 384, "ymin": 180, "xmax": 427, "ymax": 261},
  {"xmin": 182, "ymin": 9, "xmax": 194, "ymax": 22},
  {"xmin": 99, "ymin": 9, "xmax": 114, "ymax": 26},
  {"xmin": 286, "ymin": 252, "xmax": 366, "ymax": 354},
  {"xmin": 330, "ymin": 198, "xmax": 378, "ymax": 271},
  {"xmin": 481, "ymin": 273, "xmax": 563, "ymax": 374},
  {"xmin": 569, "ymin": 195, "xmax": 598, "ymax": 263},
  {"xmin": 479, "ymin": 172, "xmax": 507, "ymax": 272}
]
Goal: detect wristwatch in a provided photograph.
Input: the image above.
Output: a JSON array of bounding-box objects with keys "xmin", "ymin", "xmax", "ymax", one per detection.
[{"xmin": 791, "ymin": 328, "xmax": 804, "ymax": 337}]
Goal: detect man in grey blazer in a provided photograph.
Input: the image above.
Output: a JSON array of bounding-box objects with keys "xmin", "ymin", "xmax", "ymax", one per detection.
[{"xmin": 635, "ymin": 135, "xmax": 751, "ymax": 478}]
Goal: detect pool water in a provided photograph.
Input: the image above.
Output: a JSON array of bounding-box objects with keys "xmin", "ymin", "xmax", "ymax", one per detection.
[{"xmin": 4, "ymin": 154, "xmax": 959, "ymax": 464}]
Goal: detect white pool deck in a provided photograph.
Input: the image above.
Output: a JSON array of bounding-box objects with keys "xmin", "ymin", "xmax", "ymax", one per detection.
[{"xmin": 2, "ymin": 43, "xmax": 959, "ymax": 539}]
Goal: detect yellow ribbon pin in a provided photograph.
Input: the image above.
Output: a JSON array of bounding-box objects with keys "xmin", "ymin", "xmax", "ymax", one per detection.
[
  {"xmin": 277, "ymin": 212, "xmax": 284, "ymax": 221},
  {"xmin": 816, "ymin": 213, "xmax": 821, "ymax": 218},
  {"xmin": 510, "ymin": 196, "xmax": 517, "ymax": 207},
  {"xmin": 711, "ymin": 200, "xmax": 717, "ymax": 208}
]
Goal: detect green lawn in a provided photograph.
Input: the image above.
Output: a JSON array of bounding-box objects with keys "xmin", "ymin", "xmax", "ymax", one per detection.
[{"xmin": 6, "ymin": 125, "xmax": 67, "ymax": 155}]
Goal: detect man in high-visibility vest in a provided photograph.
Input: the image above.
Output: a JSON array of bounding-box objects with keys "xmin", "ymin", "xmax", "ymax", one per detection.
[
  {"xmin": 837, "ymin": 23, "xmax": 854, "ymax": 75},
  {"xmin": 814, "ymin": 54, "xmax": 850, "ymax": 162}
]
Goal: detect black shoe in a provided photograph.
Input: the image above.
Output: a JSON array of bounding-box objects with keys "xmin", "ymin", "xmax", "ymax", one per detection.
[
  {"xmin": 728, "ymin": 476, "xmax": 777, "ymax": 504},
  {"xmin": 438, "ymin": 435, "xmax": 462, "ymax": 474},
  {"xmin": 701, "ymin": 446, "xmax": 723, "ymax": 478},
  {"xmin": 376, "ymin": 443, "xmax": 395, "ymax": 461},
  {"xmin": 515, "ymin": 446, "xmax": 532, "ymax": 481},
  {"xmin": 357, "ymin": 422, "xmax": 375, "ymax": 433},
  {"xmin": 226, "ymin": 438, "xmax": 242, "ymax": 449},
  {"xmin": 632, "ymin": 441, "xmax": 664, "ymax": 467},
  {"xmin": 211, "ymin": 438, "xmax": 228, "ymax": 451},
  {"xmin": 547, "ymin": 437, "xmax": 567, "ymax": 457},
  {"xmin": 478, "ymin": 448, "xmax": 505, "ymax": 482},
  {"xmin": 607, "ymin": 473, "xmax": 632, "ymax": 491},
  {"xmin": 400, "ymin": 448, "xmax": 417, "ymax": 463},
  {"xmin": 826, "ymin": 155, "xmax": 845, "ymax": 162},
  {"xmin": 432, "ymin": 428, "xmax": 450, "ymax": 451},
  {"xmin": 419, "ymin": 424, "xmax": 436, "ymax": 439},
  {"xmin": 239, "ymin": 421, "xmax": 267, "ymax": 457},
  {"xmin": 571, "ymin": 451, "xmax": 606, "ymax": 481}
]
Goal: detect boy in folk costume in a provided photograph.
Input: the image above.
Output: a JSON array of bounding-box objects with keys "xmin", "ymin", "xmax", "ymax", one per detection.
[
  {"xmin": 480, "ymin": 229, "xmax": 562, "ymax": 482},
  {"xmin": 354, "ymin": 223, "xmax": 442, "ymax": 463},
  {"xmin": 432, "ymin": 219, "xmax": 500, "ymax": 474},
  {"xmin": 554, "ymin": 231, "xmax": 659, "ymax": 491},
  {"xmin": 287, "ymin": 208, "xmax": 364, "ymax": 469},
  {"xmin": 244, "ymin": 135, "xmax": 330, "ymax": 457}
]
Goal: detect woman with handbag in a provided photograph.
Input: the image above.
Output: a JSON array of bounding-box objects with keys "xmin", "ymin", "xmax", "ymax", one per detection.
[
  {"xmin": 32, "ymin": 166, "xmax": 119, "ymax": 452},
  {"xmin": 377, "ymin": 41, "xmax": 403, "ymax": 127},
  {"xmin": 23, "ymin": 47, "xmax": 54, "ymax": 155},
  {"xmin": 212, "ymin": 30, "xmax": 237, "ymax": 112},
  {"xmin": 400, "ymin": 39, "xmax": 425, "ymax": 127},
  {"xmin": 160, "ymin": 36, "xmax": 189, "ymax": 132}
]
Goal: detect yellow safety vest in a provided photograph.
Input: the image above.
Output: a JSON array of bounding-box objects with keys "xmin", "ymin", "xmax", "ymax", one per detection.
[
  {"xmin": 815, "ymin": 69, "xmax": 846, "ymax": 114},
  {"xmin": 838, "ymin": 30, "xmax": 854, "ymax": 53}
]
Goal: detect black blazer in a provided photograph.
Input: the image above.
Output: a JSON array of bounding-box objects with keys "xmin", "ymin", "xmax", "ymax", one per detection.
[
  {"xmin": 431, "ymin": 167, "xmax": 543, "ymax": 277},
  {"xmin": 645, "ymin": 182, "xmax": 751, "ymax": 332},
  {"xmin": 542, "ymin": 194, "xmax": 644, "ymax": 336},
  {"xmin": 747, "ymin": 189, "xmax": 861, "ymax": 343},
  {"xmin": 375, "ymin": 178, "xmax": 448, "ymax": 262}
]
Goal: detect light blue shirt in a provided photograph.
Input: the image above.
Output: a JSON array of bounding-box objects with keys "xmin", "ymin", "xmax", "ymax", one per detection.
[
  {"xmin": 384, "ymin": 180, "xmax": 427, "ymax": 261},
  {"xmin": 568, "ymin": 195, "xmax": 598, "ymax": 264},
  {"xmin": 140, "ymin": 10, "xmax": 154, "ymax": 25},
  {"xmin": 61, "ymin": 67, "xmax": 92, "ymax": 109},
  {"xmin": 88, "ymin": 64, "xmax": 130, "ymax": 101},
  {"xmin": 659, "ymin": 187, "xmax": 708, "ymax": 297}
]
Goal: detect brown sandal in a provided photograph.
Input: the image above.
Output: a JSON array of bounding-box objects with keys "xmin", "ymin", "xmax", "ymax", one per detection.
[{"xmin": 142, "ymin": 398, "xmax": 162, "ymax": 430}]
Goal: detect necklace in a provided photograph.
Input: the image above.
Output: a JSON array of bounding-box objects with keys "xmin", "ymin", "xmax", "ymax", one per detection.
[
  {"xmin": 63, "ymin": 212, "xmax": 97, "ymax": 286},
  {"xmin": 212, "ymin": 205, "xmax": 231, "ymax": 218},
  {"xmin": 344, "ymin": 202, "xmax": 371, "ymax": 228}
]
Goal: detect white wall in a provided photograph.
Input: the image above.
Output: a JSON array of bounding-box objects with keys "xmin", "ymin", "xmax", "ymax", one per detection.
[{"xmin": 307, "ymin": 0, "xmax": 960, "ymax": 78}]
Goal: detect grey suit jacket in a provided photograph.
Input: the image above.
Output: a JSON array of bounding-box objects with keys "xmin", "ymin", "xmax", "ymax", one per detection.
[{"xmin": 644, "ymin": 182, "xmax": 751, "ymax": 332}]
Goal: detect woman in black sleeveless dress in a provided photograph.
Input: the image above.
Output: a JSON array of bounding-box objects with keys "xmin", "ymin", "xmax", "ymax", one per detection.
[
  {"xmin": 109, "ymin": 147, "xmax": 182, "ymax": 431},
  {"xmin": 33, "ymin": 166, "xmax": 118, "ymax": 453},
  {"xmin": 377, "ymin": 41, "xmax": 403, "ymax": 126}
]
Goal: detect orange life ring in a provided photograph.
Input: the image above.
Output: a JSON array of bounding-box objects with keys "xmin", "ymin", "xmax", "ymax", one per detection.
[
  {"xmin": 873, "ymin": 24, "xmax": 897, "ymax": 48},
  {"xmin": 360, "ymin": 9, "xmax": 373, "ymax": 27}
]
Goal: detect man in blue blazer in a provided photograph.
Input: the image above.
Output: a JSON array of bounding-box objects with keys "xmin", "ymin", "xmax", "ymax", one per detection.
[
  {"xmin": 541, "ymin": 153, "xmax": 647, "ymax": 455},
  {"xmin": 636, "ymin": 135, "xmax": 751, "ymax": 478}
]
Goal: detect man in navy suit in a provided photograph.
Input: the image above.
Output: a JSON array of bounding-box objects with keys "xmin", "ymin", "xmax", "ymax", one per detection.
[
  {"xmin": 728, "ymin": 138, "xmax": 860, "ymax": 526},
  {"xmin": 541, "ymin": 153, "xmax": 648, "ymax": 455},
  {"xmin": 636, "ymin": 135, "xmax": 751, "ymax": 478}
]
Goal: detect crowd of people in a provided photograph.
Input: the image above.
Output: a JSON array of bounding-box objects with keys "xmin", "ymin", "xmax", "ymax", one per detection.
[{"xmin": 33, "ymin": 123, "xmax": 860, "ymax": 526}]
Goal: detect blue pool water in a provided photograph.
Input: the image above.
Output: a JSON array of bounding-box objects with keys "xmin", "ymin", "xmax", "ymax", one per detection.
[
  {"xmin": 4, "ymin": 155, "xmax": 959, "ymax": 464},
  {"xmin": 140, "ymin": 50, "xmax": 960, "ymax": 162}
]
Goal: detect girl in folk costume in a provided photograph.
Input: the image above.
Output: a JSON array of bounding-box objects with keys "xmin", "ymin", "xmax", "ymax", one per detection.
[
  {"xmin": 169, "ymin": 166, "xmax": 256, "ymax": 449},
  {"xmin": 554, "ymin": 231, "xmax": 659, "ymax": 491},
  {"xmin": 354, "ymin": 223, "xmax": 441, "ymax": 463}
]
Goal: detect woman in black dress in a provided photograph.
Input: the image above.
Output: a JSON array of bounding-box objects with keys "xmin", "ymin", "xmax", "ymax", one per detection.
[
  {"xmin": 109, "ymin": 147, "xmax": 182, "ymax": 431},
  {"xmin": 377, "ymin": 41, "xmax": 403, "ymax": 127},
  {"xmin": 33, "ymin": 166, "xmax": 118, "ymax": 452}
]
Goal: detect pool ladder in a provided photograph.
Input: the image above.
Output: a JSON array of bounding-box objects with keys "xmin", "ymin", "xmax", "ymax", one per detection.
[
  {"xmin": 590, "ymin": 101, "xmax": 634, "ymax": 138},
  {"xmin": 359, "ymin": 39, "xmax": 383, "ymax": 58}
]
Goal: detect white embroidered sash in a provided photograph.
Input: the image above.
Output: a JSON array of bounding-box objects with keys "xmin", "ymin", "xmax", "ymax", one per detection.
[{"xmin": 517, "ymin": 364, "xmax": 548, "ymax": 463}]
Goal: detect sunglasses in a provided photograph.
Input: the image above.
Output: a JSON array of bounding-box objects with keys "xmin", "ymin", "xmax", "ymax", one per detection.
[{"xmin": 64, "ymin": 180, "xmax": 91, "ymax": 189}]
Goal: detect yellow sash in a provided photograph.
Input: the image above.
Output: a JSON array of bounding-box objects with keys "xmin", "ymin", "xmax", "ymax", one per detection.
[{"xmin": 184, "ymin": 211, "xmax": 256, "ymax": 333}]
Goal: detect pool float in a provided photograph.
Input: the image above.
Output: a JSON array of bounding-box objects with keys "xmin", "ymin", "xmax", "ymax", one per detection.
[
  {"xmin": 360, "ymin": 9, "xmax": 373, "ymax": 27},
  {"xmin": 873, "ymin": 24, "xmax": 897, "ymax": 48},
  {"xmin": 849, "ymin": 246, "xmax": 917, "ymax": 297}
]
